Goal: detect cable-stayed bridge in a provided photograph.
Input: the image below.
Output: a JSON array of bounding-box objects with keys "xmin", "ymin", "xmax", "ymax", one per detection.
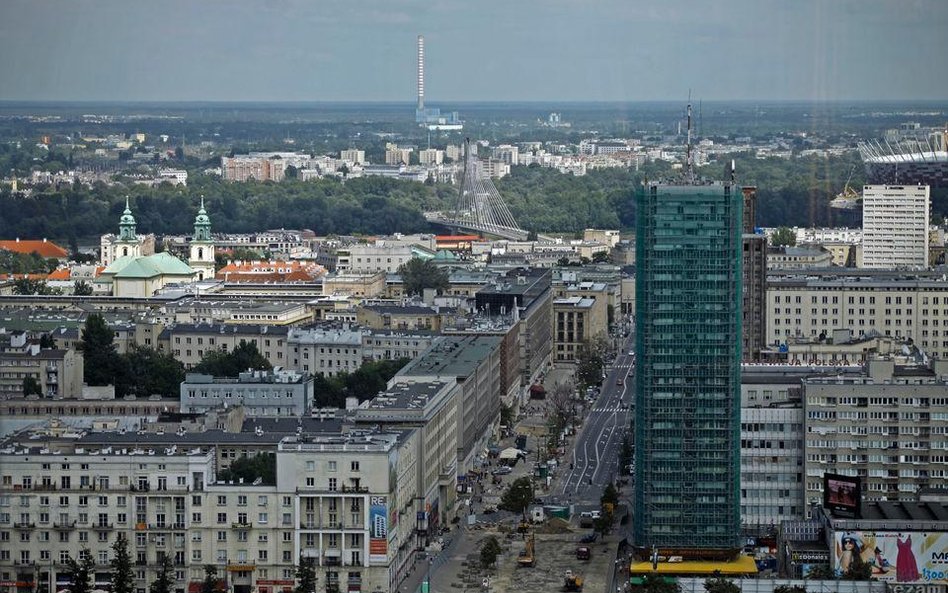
[{"xmin": 424, "ymin": 142, "xmax": 529, "ymax": 241}]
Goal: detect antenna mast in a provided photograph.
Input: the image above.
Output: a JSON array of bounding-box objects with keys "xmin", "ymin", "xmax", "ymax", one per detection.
[{"xmin": 685, "ymin": 91, "xmax": 695, "ymax": 184}]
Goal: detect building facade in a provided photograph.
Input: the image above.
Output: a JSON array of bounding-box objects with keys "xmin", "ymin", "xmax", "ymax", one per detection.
[
  {"xmin": 180, "ymin": 370, "xmax": 313, "ymax": 417},
  {"xmin": 633, "ymin": 182, "xmax": 743, "ymax": 553},
  {"xmin": 767, "ymin": 270, "xmax": 948, "ymax": 360},
  {"xmin": 861, "ymin": 185, "xmax": 930, "ymax": 269},
  {"xmin": 802, "ymin": 359, "xmax": 948, "ymax": 504}
]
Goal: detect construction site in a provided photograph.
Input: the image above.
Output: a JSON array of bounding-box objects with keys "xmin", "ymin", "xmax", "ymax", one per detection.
[{"xmin": 430, "ymin": 522, "xmax": 622, "ymax": 593}]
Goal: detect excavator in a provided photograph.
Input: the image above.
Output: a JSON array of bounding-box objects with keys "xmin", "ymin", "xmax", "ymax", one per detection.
[
  {"xmin": 563, "ymin": 569, "xmax": 584, "ymax": 591},
  {"xmin": 517, "ymin": 531, "xmax": 535, "ymax": 567}
]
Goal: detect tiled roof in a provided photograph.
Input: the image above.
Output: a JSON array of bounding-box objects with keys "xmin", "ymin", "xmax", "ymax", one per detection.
[{"xmin": 0, "ymin": 240, "xmax": 69, "ymax": 258}]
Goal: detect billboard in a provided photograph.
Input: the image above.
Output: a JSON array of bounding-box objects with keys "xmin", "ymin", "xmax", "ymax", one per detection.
[
  {"xmin": 369, "ymin": 495, "xmax": 389, "ymax": 564},
  {"xmin": 833, "ymin": 530, "xmax": 948, "ymax": 583},
  {"xmin": 824, "ymin": 473, "xmax": 861, "ymax": 518}
]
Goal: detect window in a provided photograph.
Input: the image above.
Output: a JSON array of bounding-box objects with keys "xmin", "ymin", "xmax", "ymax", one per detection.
[{"xmin": 350, "ymin": 461, "xmax": 360, "ymax": 472}]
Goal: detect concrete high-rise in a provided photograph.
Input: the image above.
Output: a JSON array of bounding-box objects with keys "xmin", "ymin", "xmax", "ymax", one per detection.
[
  {"xmin": 861, "ymin": 184, "xmax": 930, "ymax": 269},
  {"xmin": 633, "ymin": 181, "xmax": 743, "ymax": 554},
  {"xmin": 741, "ymin": 186, "xmax": 767, "ymax": 361}
]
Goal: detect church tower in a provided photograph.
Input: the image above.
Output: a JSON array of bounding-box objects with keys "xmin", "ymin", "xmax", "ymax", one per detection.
[
  {"xmin": 115, "ymin": 197, "xmax": 142, "ymax": 259},
  {"xmin": 189, "ymin": 197, "xmax": 215, "ymax": 281}
]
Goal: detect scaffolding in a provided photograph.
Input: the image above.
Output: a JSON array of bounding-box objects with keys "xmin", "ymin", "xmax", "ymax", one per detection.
[{"xmin": 633, "ymin": 182, "xmax": 743, "ymax": 554}]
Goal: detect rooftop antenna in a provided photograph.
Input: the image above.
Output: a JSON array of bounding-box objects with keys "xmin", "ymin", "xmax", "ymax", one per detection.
[
  {"xmin": 698, "ymin": 98, "xmax": 703, "ymax": 139},
  {"xmin": 685, "ymin": 91, "xmax": 695, "ymax": 184}
]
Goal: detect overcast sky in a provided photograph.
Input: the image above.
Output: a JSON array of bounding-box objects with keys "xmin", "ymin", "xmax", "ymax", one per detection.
[{"xmin": 1, "ymin": 0, "xmax": 945, "ymax": 102}]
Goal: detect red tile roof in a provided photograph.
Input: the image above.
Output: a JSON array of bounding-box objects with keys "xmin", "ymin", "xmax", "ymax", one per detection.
[
  {"xmin": 46, "ymin": 269, "xmax": 71, "ymax": 280},
  {"xmin": 0, "ymin": 240, "xmax": 69, "ymax": 258}
]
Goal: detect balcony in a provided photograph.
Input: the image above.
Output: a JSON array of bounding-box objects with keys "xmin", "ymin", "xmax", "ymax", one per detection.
[
  {"xmin": 93, "ymin": 522, "xmax": 113, "ymax": 531},
  {"xmin": 13, "ymin": 560, "xmax": 36, "ymax": 567},
  {"xmin": 231, "ymin": 522, "xmax": 252, "ymax": 529},
  {"xmin": 54, "ymin": 520, "xmax": 77, "ymax": 530},
  {"xmin": 172, "ymin": 522, "xmax": 186, "ymax": 530},
  {"xmin": 14, "ymin": 522, "xmax": 35, "ymax": 529},
  {"xmin": 340, "ymin": 485, "xmax": 369, "ymax": 493}
]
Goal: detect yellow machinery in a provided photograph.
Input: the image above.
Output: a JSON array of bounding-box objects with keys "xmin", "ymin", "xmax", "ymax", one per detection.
[
  {"xmin": 517, "ymin": 532, "xmax": 535, "ymax": 567},
  {"xmin": 564, "ymin": 569, "xmax": 584, "ymax": 591}
]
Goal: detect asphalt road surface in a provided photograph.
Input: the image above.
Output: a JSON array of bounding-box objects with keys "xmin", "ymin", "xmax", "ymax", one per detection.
[{"xmin": 559, "ymin": 332, "xmax": 636, "ymax": 503}]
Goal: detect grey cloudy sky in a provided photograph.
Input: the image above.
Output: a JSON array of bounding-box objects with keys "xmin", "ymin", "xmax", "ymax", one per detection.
[{"xmin": 0, "ymin": 0, "xmax": 945, "ymax": 102}]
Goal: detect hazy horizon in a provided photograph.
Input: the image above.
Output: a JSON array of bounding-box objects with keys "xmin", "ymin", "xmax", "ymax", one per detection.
[{"xmin": 1, "ymin": 0, "xmax": 946, "ymax": 103}]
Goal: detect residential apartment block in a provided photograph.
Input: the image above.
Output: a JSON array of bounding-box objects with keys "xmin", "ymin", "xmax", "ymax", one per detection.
[
  {"xmin": 861, "ymin": 184, "xmax": 930, "ymax": 269},
  {"xmin": 802, "ymin": 358, "xmax": 948, "ymax": 504},
  {"xmin": 0, "ymin": 428, "xmax": 427, "ymax": 593}
]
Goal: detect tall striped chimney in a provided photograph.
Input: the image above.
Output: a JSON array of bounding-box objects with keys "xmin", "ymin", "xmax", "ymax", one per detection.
[{"xmin": 417, "ymin": 35, "xmax": 425, "ymax": 113}]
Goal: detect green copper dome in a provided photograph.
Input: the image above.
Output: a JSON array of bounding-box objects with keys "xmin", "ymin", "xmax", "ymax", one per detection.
[
  {"xmin": 193, "ymin": 197, "xmax": 212, "ymax": 242},
  {"xmin": 120, "ymin": 198, "xmax": 136, "ymax": 225}
]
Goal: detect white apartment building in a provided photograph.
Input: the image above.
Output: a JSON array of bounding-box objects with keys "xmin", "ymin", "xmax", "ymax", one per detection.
[
  {"xmin": 416, "ymin": 149, "xmax": 443, "ymax": 166},
  {"xmin": 0, "ymin": 447, "xmax": 215, "ymax": 593},
  {"xmin": 276, "ymin": 432, "xmax": 421, "ymax": 593},
  {"xmin": 767, "ymin": 270, "xmax": 948, "ymax": 359},
  {"xmin": 491, "ymin": 145, "xmax": 519, "ymax": 166},
  {"xmin": 861, "ymin": 185, "xmax": 930, "ymax": 269},
  {"xmin": 802, "ymin": 358, "xmax": 948, "ymax": 504},
  {"xmin": 339, "ymin": 150, "xmax": 365, "ymax": 165},
  {"xmin": 0, "ymin": 429, "xmax": 430, "ymax": 593}
]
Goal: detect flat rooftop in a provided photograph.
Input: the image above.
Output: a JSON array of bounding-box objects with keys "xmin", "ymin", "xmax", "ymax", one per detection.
[
  {"xmin": 363, "ymin": 380, "xmax": 454, "ymax": 411},
  {"xmin": 399, "ymin": 335, "xmax": 501, "ymax": 378}
]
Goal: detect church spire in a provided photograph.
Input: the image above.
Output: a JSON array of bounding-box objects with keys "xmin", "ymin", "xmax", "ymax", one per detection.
[
  {"xmin": 193, "ymin": 195, "xmax": 211, "ymax": 243},
  {"xmin": 118, "ymin": 196, "xmax": 137, "ymax": 242}
]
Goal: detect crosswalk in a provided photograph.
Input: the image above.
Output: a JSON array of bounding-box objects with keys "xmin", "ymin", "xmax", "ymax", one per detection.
[{"xmin": 591, "ymin": 406, "xmax": 630, "ymax": 413}]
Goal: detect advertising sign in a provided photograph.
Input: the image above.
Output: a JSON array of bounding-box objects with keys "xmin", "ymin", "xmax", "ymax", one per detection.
[
  {"xmin": 369, "ymin": 495, "xmax": 389, "ymax": 564},
  {"xmin": 833, "ymin": 531, "xmax": 948, "ymax": 583},
  {"xmin": 824, "ymin": 473, "xmax": 861, "ymax": 518}
]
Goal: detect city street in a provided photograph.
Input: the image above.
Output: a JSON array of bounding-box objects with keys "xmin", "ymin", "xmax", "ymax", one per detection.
[{"xmin": 559, "ymin": 333, "xmax": 636, "ymax": 503}]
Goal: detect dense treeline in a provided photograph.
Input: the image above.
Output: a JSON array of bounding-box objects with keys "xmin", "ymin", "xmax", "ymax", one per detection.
[
  {"xmin": 4, "ymin": 151, "xmax": 944, "ymax": 242},
  {"xmin": 0, "ymin": 174, "xmax": 456, "ymax": 242}
]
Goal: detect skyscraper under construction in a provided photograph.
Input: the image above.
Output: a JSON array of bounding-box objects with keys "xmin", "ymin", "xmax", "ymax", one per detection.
[{"xmin": 633, "ymin": 178, "xmax": 743, "ymax": 555}]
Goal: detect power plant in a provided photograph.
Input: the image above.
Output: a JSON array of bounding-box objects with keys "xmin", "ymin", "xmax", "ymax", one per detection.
[{"xmin": 414, "ymin": 35, "xmax": 462, "ymax": 131}]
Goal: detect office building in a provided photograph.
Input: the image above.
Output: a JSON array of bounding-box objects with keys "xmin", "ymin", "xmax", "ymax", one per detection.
[
  {"xmin": 475, "ymin": 268, "xmax": 552, "ymax": 388},
  {"xmin": 396, "ymin": 335, "xmax": 502, "ymax": 473},
  {"xmin": 766, "ymin": 269, "xmax": 948, "ymax": 359},
  {"xmin": 861, "ymin": 185, "xmax": 930, "ymax": 269},
  {"xmin": 633, "ymin": 181, "xmax": 743, "ymax": 553},
  {"xmin": 180, "ymin": 370, "xmax": 313, "ymax": 417},
  {"xmin": 739, "ymin": 365, "xmax": 806, "ymax": 530},
  {"xmin": 352, "ymin": 379, "xmax": 459, "ymax": 538}
]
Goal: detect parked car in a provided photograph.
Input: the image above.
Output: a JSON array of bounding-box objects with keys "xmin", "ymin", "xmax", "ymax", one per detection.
[
  {"xmin": 491, "ymin": 466, "xmax": 513, "ymax": 476},
  {"xmin": 579, "ymin": 532, "xmax": 598, "ymax": 543}
]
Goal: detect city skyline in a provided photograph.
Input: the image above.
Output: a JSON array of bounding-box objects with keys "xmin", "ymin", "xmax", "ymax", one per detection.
[{"xmin": 1, "ymin": 0, "xmax": 947, "ymax": 103}]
